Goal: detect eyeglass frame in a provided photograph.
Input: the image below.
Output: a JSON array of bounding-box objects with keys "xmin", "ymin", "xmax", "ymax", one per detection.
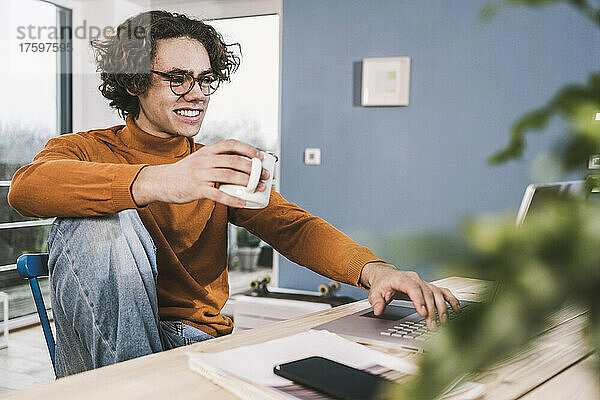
[{"xmin": 150, "ymin": 70, "xmax": 221, "ymax": 97}]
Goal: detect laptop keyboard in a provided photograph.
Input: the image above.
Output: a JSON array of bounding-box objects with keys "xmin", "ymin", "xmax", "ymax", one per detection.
[{"xmin": 380, "ymin": 302, "xmax": 472, "ymax": 341}]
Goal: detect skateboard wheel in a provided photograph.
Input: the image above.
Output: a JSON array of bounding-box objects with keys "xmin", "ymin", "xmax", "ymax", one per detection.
[{"xmin": 318, "ymin": 284, "xmax": 329, "ymax": 295}]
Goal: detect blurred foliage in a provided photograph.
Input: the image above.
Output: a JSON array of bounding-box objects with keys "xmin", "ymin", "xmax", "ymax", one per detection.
[
  {"xmin": 489, "ymin": 73, "xmax": 600, "ymax": 169},
  {"xmin": 389, "ymin": 0, "xmax": 600, "ymax": 398},
  {"xmin": 480, "ymin": 0, "xmax": 600, "ymax": 25},
  {"xmin": 392, "ymin": 196, "xmax": 600, "ymax": 398},
  {"xmin": 486, "ymin": 0, "xmax": 600, "ymax": 170}
]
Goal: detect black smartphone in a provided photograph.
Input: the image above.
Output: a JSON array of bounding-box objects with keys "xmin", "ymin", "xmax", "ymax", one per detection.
[{"xmin": 273, "ymin": 356, "xmax": 393, "ymax": 400}]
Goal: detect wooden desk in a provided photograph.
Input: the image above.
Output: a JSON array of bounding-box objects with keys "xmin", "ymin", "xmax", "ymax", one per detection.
[{"xmin": 1, "ymin": 277, "xmax": 598, "ymax": 400}]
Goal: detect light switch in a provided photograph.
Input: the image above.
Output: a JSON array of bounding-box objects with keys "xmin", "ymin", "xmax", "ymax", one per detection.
[
  {"xmin": 304, "ymin": 148, "xmax": 321, "ymax": 165},
  {"xmin": 595, "ymin": 112, "xmax": 600, "ymax": 121}
]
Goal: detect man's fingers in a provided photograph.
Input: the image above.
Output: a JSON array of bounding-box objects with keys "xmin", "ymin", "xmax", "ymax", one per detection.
[
  {"xmin": 207, "ymin": 169, "xmax": 265, "ymax": 192},
  {"xmin": 432, "ymin": 287, "xmax": 448, "ymax": 324},
  {"xmin": 211, "ymin": 155, "xmax": 253, "ymax": 174},
  {"xmin": 209, "ymin": 169, "xmax": 252, "ymax": 187},
  {"xmin": 369, "ymin": 291, "xmax": 387, "ymax": 316},
  {"xmin": 372, "ymin": 302, "xmax": 386, "ymax": 316},
  {"xmin": 366, "ymin": 267, "xmax": 463, "ymax": 333},
  {"xmin": 210, "ymin": 155, "xmax": 270, "ymax": 180},
  {"xmin": 203, "ymin": 187, "xmax": 246, "ymax": 208},
  {"xmin": 207, "ymin": 139, "xmax": 262, "ymax": 159},
  {"xmin": 404, "ymin": 285, "xmax": 428, "ymax": 318},
  {"xmin": 421, "ymin": 285, "xmax": 437, "ymax": 330},
  {"xmin": 441, "ymin": 287, "xmax": 461, "ymax": 312},
  {"xmin": 370, "ymin": 288, "xmax": 397, "ymax": 316},
  {"xmin": 260, "ymin": 168, "xmax": 270, "ymax": 180}
]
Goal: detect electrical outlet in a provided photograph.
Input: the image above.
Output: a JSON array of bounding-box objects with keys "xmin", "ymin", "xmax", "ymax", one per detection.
[{"xmin": 304, "ymin": 148, "xmax": 321, "ymax": 165}]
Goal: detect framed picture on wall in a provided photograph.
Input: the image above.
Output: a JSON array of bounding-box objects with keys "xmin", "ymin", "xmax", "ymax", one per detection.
[{"xmin": 361, "ymin": 57, "xmax": 410, "ymax": 106}]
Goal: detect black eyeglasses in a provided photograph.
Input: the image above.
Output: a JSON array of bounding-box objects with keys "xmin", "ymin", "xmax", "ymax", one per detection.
[{"xmin": 150, "ymin": 70, "xmax": 221, "ymax": 96}]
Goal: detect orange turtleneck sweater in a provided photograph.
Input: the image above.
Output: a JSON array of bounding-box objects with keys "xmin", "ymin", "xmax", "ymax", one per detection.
[{"xmin": 8, "ymin": 117, "xmax": 384, "ymax": 336}]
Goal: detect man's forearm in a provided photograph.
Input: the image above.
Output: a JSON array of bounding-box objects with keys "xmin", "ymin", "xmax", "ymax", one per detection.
[{"xmin": 8, "ymin": 158, "xmax": 145, "ymax": 218}]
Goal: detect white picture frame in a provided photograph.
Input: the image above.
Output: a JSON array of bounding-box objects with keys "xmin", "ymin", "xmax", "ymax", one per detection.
[{"xmin": 361, "ymin": 57, "xmax": 411, "ymax": 106}]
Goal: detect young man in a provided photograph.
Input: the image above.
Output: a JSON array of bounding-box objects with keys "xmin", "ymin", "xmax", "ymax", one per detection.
[{"xmin": 8, "ymin": 11, "xmax": 458, "ymax": 377}]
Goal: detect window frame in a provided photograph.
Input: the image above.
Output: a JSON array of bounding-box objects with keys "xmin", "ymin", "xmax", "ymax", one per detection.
[{"xmin": 0, "ymin": 0, "xmax": 72, "ymax": 327}]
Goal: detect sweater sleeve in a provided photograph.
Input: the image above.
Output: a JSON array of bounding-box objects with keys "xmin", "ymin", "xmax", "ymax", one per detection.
[
  {"xmin": 8, "ymin": 135, "xmax": 147, "ymax": 218},
  {"xmin": 228, "ymin": 190, "xmax": 386, "ymax": 288}
]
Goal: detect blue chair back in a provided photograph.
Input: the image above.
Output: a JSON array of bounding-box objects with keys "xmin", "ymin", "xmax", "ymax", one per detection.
[{"xmin": 16, "ymin": 253, "xmax": 56, "ymax": 374}]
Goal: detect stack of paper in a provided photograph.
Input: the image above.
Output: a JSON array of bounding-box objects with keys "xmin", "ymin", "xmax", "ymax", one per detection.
[{"xmin": 187, "ymin": 330, "xmax": 484, "ymax": 400}]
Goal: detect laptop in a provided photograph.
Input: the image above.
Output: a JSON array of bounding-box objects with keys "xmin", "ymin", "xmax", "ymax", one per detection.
[
  {"xmin": 516, "ymin": 180, "xmax": 583, "ymax": 225},
  {"xmin": 314, "ymin": 180, "xmax": 584, "ymax": 351}
]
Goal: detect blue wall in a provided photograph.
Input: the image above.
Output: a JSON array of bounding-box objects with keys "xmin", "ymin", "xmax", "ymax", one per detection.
[{"xmin": 278, "ymin": 0, "xmax": 600, "ymax": 297}]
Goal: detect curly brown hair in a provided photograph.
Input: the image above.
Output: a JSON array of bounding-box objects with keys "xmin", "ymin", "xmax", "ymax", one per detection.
[{"xmin": 91, "ymin": 10, "xmax": 240, "ymax": 119}]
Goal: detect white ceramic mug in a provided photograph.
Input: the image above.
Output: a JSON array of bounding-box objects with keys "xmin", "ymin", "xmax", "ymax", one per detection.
[{"xmin": 219, "ymin": 151, "xmax": 278, "ymax": 209}]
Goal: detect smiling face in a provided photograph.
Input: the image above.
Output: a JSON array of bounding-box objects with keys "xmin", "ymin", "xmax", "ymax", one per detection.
[{"xmin": 134, "ymin": 37, "xmax": 212, "ymax": 138}]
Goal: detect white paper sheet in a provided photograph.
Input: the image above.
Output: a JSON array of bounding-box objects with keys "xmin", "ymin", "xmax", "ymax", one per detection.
[
  {"xmin": 188, "ymin": 330, "xmax": 484, "ymax": 400},
  {"xmin": 188, "ymin": 330, "xmax": 417, "ymax": 388}
]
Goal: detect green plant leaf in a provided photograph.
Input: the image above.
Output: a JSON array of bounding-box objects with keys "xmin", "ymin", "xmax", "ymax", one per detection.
[{"xmin": 489, "ymin": 72, "xmax": 600, "ymax": 169}]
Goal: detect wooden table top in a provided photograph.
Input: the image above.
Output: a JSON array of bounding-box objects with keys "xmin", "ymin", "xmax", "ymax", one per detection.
[{"xmin": 1, "ymin": 277, "xmax": 598, "ymax": 400}]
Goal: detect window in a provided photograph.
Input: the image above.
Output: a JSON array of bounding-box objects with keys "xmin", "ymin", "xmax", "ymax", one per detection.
[
  {"xmin": 203, "ymin": 14, "xmax": 280, "ymax": 152},
  {"xmin": 203, "ymin": 15, "xmax": 280, "ymax": 276},
  {"xmin": 0, "ymin": 0, "xmax": 72, "ymax": 325},
  {"xmin": 204, "ymin": 15, "xmax": 279, "ymax": 276}
]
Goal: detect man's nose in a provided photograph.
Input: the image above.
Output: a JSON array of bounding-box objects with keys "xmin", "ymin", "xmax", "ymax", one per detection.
[{"xmin": 182, "ymin": 82, "xmax": 207, "ymax": 102}]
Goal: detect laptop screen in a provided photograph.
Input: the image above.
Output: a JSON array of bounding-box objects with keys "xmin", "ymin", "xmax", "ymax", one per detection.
[{"xmin": 516, "ymin": 180, "xmax": 584, "ymax": 225}]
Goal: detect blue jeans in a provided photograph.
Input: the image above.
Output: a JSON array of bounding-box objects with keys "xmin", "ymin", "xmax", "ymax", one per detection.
[{"xmin": 47, "ymin": 209, "xmax": 213, "ymax": 378}]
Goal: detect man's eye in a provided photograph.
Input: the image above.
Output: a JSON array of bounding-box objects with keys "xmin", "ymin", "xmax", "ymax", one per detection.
[
  {"xmin": 201, "ymin": 75, "xmax": 217, "ymax": 84},
  {"xmin": 170, "ymin": 76, "xmax": 185, "ymax": 85}
]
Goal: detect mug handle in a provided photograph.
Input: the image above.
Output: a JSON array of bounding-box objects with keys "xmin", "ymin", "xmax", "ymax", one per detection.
[{"xmin": 245, "ymin": 157, "xmax": 262, "ymax": 193}]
